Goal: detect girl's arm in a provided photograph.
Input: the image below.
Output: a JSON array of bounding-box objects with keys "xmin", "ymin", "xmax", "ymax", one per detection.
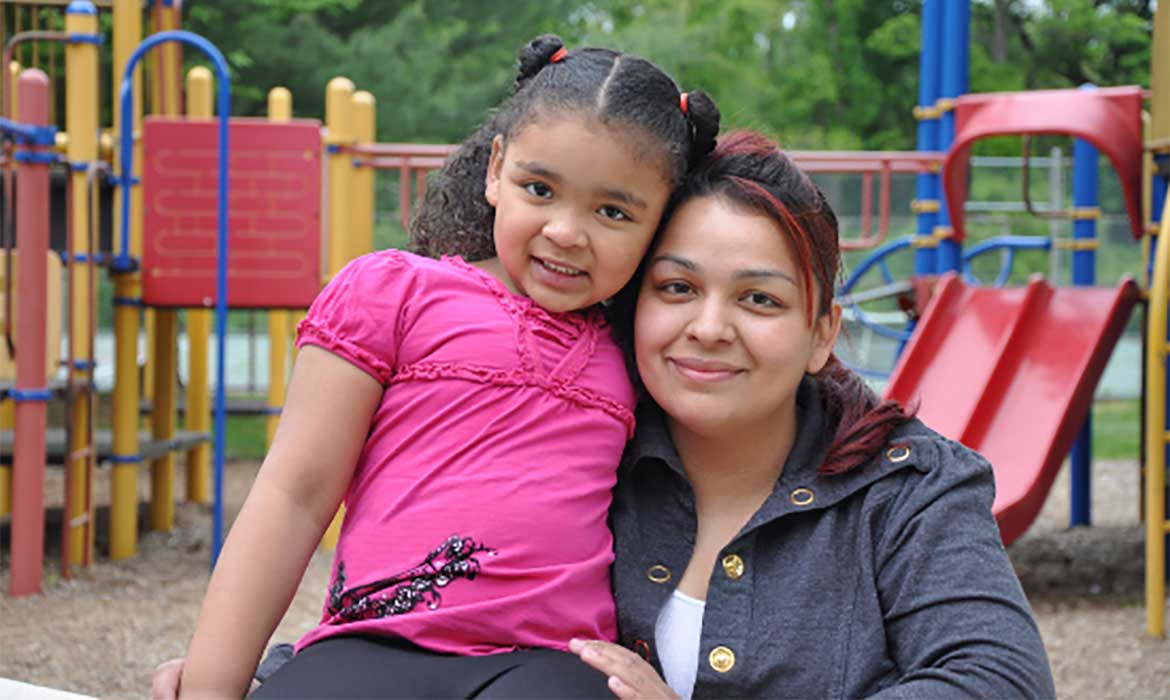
[{"xmin": 178, "ymin": 346, "xmax": 383, "ymax": 700}]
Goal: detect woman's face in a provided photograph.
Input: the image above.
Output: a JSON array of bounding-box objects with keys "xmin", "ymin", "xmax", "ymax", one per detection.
[{"xmin": 634, "ymin": 194, "xmax": 841, "ymax": 436}]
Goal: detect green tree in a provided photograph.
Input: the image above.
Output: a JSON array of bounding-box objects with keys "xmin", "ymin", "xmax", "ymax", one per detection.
[{"xmin": 179, "ymin": 0, "xmax": 1154, "ymax": 150}]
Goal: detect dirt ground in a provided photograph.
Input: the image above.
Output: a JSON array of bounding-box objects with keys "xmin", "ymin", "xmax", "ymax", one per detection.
[{"xmin": 1, "ymin": 458, "xmax": 1168, "ymax": 700}]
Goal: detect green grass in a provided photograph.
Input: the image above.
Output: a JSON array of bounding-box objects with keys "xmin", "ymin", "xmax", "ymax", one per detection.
[
  {"xmin": 218, "ymin": 398, "xmax": 1141, "ymax": 463},
  {"xmin": 1092, "ymin": 399, "xmax": 1140, "ymax": 460},
  {"xmin": 223, "ymin": 414, "xmax": 269, "ymax": 460}
]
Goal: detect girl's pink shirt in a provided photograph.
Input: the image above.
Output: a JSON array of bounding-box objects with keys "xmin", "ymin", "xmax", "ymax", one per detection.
[{"xmin": 293, "ymin": 250, "xmax": 635, "ymax": 656}]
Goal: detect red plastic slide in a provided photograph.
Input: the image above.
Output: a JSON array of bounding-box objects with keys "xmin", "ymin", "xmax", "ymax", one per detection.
[{"xmin": 883, "ymin": 274, "xmax": 1139, "ymax": 545}]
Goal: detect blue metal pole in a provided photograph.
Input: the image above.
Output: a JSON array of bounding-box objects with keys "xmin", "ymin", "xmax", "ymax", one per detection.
[
  {"xmin": 1070, "ymin": 89, "xmax": 1099, "ymax": 527},
  {"xmin": 118, "ymin": 30, "xmax": 232, "ymax": 567},
  {"xmin": 914, "ymin": 0, "xmax": 943, "ymax": 277},
  {"xmin": 935, "ymin": 0, "xmax": 971, "ymax": 274}
]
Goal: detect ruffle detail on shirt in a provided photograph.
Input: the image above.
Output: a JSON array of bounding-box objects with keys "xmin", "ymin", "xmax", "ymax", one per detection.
[
  {"xmin": 441, "ymin": 255, "xmax": 604, "ymax": 334},
  {"xmin": 392, "ymin": 361, "xmax": 636, "ymax": 438},
  {"xmin": 297, "ymin": 317, "xmax": 395, "ymax": 385}
]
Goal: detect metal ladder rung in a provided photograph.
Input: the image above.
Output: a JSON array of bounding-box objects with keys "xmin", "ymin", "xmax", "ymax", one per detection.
[{"xmin": 67, "ymin": 446, "xmax": 95, "ymax": 461}]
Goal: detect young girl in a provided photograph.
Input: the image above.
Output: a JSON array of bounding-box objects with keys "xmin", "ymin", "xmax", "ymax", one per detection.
[
  {"xmin": 177, "ymin": 34, "xmax": 719, "ymax": 700},
  {"xmin": 571, "ymin": 132, "xmax": 1053, "ymax": 699}
]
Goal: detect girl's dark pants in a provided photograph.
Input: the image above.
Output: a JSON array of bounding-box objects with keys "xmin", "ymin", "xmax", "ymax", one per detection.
[{"xmin": 249, "ymin": 636, "xmax": 612, "ymax": 699}]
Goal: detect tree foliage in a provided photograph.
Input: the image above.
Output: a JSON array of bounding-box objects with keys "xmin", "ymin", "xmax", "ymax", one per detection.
[{"xmin": 182, "ymin": 0, "xmax": 1154, "ymax": 149}]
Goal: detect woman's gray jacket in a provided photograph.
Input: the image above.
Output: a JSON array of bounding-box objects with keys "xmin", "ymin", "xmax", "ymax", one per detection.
[{"xmin": 610, "ymin": 378, "xmax": 1056, "ymax": 699}]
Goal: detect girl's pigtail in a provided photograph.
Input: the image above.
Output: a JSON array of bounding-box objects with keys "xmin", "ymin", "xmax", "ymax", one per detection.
[
  {"xmin": 683, "ymin": 90, "xmax": 720, "ymax": 169},
  {"xmin": 515, "ymin": 34, "xmax": 566, "ymax": 93}
]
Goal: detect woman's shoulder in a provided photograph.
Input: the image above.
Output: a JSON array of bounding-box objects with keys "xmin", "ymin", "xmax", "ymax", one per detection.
[
  {"xmin": 851, "ymin": 421, "xmax": 996, "ymax": 515},
  {"xmin": 860, "ymin": 418, "xmax": 997, "ymax": 524},
  {"xmin": 880, "ymin": 418, "xmax": 993, "ymax": 479}
]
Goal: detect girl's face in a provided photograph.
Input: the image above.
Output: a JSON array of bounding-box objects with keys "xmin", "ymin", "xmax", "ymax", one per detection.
[
  {"xmin": 635, "ymin": 195, "xmax": 841, "ymax": 437},
  {"xmin": 485, "ymin": 115, "xmax": 672, "ymax": 313}
]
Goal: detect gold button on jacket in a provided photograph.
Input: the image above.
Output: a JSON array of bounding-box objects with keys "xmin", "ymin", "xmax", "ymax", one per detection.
[
  {"xmin": 646, "ymin": 564, "xmax": 671, "ymax": 583},
  {"xmin": 708, "ymin": 646, "xmax": 736, "ymax": 673},
  {"xmin": 721, "ymin": 554, "xmax": 745, "ymax": 580}
]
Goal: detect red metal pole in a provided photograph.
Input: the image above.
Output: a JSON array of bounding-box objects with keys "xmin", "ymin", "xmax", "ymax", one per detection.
[
  {"xmin": 10, "ymin": 68, "xmax": 51, "ymax": 597},
  {"xmin": 398, "ymin": 159, "xmax": 411, "ymax": 234},
  {"xmin": 861, "ymin": 172, "xmax": 873, "ymax": 239}
]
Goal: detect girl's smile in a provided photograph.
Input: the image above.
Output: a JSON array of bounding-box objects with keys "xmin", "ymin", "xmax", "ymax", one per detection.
[{"xmin": 483, "ymin": 115, "xmax": 671, "ymax": 313}]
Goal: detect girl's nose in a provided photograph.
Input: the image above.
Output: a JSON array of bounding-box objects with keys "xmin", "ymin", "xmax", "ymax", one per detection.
[
  {"xmin": 685, "ymin": 300, "xmax": 734, "ymax": 345},
  {"xmin": 542, "ymin": 215, "xmax": 587, "ymax": 249}
]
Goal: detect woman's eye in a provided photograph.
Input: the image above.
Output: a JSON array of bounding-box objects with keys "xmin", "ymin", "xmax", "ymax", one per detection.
[
  {"xmin": 744, "ymin": 292, "xmax": 780, "ymax": 308},
  {"xmin": 523, "ymin": 182, "xmax": 552, "ymax": 198},
  {"xmin": 657, "ymin": 281, "xmax": 693, "ymax": 297},
  {"xmin": 599, "ymin": 205, "xmax": 630, "ymax": 221}
]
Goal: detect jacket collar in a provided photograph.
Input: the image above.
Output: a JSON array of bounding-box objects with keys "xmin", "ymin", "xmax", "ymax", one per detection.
[{"xmin": 624, "ymin": 376, "xmax": 926, "ymax": 526}]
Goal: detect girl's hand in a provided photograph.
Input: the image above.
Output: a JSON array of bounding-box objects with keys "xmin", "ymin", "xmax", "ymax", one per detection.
[
  {"xmin": 569, "ymin": 638, "xmax": 680, "ymax": 700},
  {"xmin": 151, "ymin": 658, "xmax": 184, "ymax": 700}
]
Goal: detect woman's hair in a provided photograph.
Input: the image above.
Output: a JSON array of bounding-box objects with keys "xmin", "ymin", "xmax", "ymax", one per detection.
[
  {"xmin": 410, "ymin": 34, "xmax": 720, "ymax": 261},
  {"xmin": 664, "ymin": 130, "xmax": 914, "ymax": 476}
]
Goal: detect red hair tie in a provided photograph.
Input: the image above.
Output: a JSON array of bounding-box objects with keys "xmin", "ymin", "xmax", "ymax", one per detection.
[
  {"xmin": 679, "ymin": 92, "xmax": 689, "ymax": 115},
  {"xmin": 550, "ymin": 47, "xmax": 567, "ymax": 64}
]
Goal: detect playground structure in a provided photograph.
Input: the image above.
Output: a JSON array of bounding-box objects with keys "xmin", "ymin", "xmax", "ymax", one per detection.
[{"xmin": 0, "ymin": 0, "xmax": 1166, "ymax": 641}]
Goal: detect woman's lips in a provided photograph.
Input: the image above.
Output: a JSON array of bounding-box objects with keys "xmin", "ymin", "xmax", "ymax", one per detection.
[{"xmin": 668, "ymin": 357, "xmax": 744, "ymax": 383}]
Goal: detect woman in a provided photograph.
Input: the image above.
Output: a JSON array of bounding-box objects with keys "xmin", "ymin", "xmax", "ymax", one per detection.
[
  {"xmin": 153, "ymin": 132, "xmax": 1054, "ymax": 699},
  {"xmin": 569, "ymin": 131, "xmax": 1054, "ymax": 699}
]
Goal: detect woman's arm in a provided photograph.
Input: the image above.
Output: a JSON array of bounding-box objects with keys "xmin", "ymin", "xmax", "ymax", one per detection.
[
  {"xmin": 178, "ymin": 346, "xmax": 383, "ymax": 700},
  {"xmin": 869, "ymin": 440, "xmax": 1056, "ymax": 700}
]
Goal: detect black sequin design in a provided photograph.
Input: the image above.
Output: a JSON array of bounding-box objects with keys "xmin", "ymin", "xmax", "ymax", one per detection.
[{"xmin": 325, "ymin": 535, "xmax": 496, "ymax": 623}]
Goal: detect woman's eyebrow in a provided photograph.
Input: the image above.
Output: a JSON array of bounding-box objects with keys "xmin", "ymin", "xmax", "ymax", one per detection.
[
  {"xmin": 649, "ymin": 254, "xmax": 696, "ymax": 270},
  {"xmin": 735, "ymin": 268, "xmax": 799, "ymax": 286}
]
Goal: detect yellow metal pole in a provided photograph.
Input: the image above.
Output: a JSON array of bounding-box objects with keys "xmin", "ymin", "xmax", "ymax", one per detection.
[
  {"xmin": 150, "ymin": 309, "xmax": 176, "ymax": 530},
  {"xmin": 350, "ymin": 90, "xmax": 375, "ymax": 259},
  {"xmin": 266, "ymin": 87, "xmax": 292, "ymax": 448},
  {"xmin": 321, "ymin": 77, "xmax": 355, "ymax": 549},
  {"xmin": 325, "ymin": 77, "xmax": 354, "ymax": 280},
  {"xmin": 154, "ymin": 0, "xmax": 180, "ymax": 117},
  {"xmin": 1146, "ymin": 0, "xmax": 1170, "ymax": 639},
  {"xmin": 184, "ymin": 66, "xmax": 212, "ymax": 503},
  {"xmin": 110, "ymin": 0, "xmax": 143, "ymax": 560},
  {"xmin": 8, "ymin": 60, "xmax": 21, "ymax": 118},
  {"xmin": 1146, "ymin": 190, "xmax": 1170, "ymax": 638},
  {"xmin": 2, "ymin": 58, "xmax": 19, "ymax": 520},
  {"xmin": 146, "ymin": 0, "xmax": 181, "ymax": 531},
  {"xmin": 0, "ymin": 402, "xmax": 10, "ymax": 517},
  {"xmin": 0, "ymin": 58, "xmax": 16, "ymax": 521},
  {"xmin": 65, "ymin": 0, "xmax": 99, "ymax": 564}
]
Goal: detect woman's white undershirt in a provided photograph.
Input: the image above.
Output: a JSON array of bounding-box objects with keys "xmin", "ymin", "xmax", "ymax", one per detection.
[{"xmin": 654, "ymin": 589, "xmax": 706, "ymax": 700}]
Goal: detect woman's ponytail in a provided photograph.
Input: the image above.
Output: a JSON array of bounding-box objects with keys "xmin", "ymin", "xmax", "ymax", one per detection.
[{"xmin": 815, "ymin": 355, "xmax": 915, "ymax": 476}]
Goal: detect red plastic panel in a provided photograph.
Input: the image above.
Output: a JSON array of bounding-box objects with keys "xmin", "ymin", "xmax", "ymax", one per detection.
[
  {"xmin": 142, "ymin": 117, "xmax": 322, "ymax": 309},
  {"xmin": 884, "ymin": 274, "xmax": 1139, "ymax": 545},
  {"xmin": 942, "ymin": 86, "xmax": 1144, "ymax": 242}
]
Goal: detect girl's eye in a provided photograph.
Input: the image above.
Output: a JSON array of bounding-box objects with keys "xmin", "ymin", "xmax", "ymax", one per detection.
[
  {"xmin": 743, "ymin": 291, "xmax": 781, "ymax": 309},
  {"xmin": 598, "ymin": 205, "xmax": 631, "ymax": 222},
  {"xmin": 524, "ymin": 182, "xmax": 552, "ymax": 198}
]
